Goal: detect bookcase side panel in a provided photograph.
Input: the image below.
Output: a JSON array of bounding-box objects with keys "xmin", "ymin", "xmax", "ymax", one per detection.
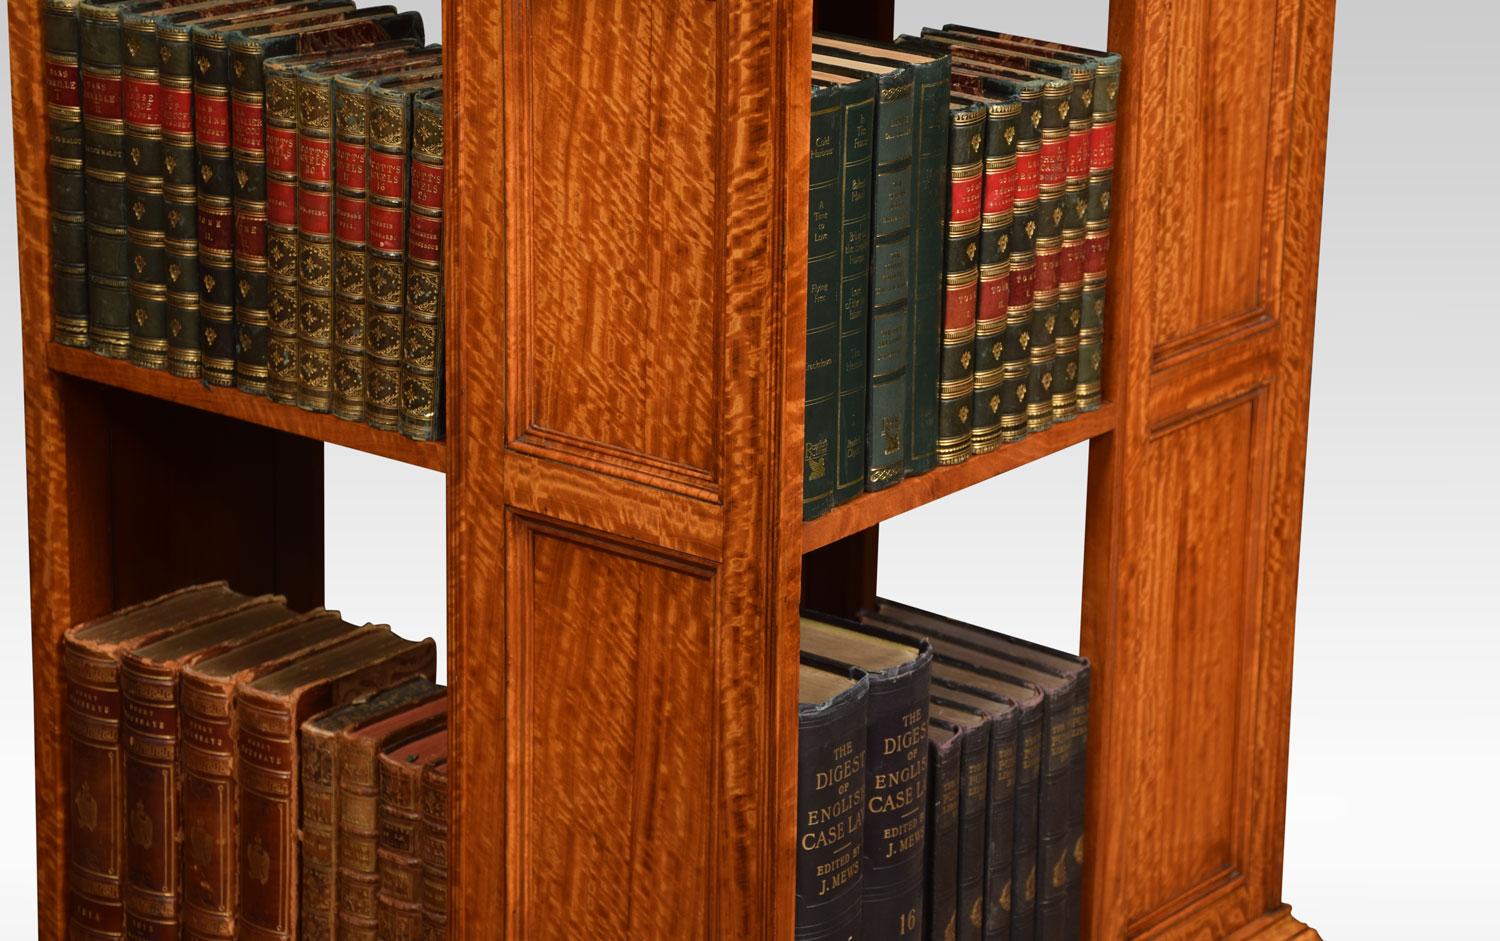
[
  {"xmin": 1081, "ymin": 0, "xmax": 1334, "ymax": 938},
  {"xmin": 445, "ymin": 0, "xmax": 808, "ymax": 936}
]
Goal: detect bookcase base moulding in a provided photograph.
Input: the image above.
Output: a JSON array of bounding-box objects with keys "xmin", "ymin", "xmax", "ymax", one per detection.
[{"xmin": 9, "ymin": 0, "xmax": 1334, "ymax": 937}]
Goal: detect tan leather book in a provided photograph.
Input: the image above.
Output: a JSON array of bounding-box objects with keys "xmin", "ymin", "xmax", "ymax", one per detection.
[
  {"xmin": 375, "ymin": 727, "xmax": 448, "ymax": 940},
  {"xmin": 418, "ymin": 758, "xmax": 449, "ymax": 941},
  {"xmin": 235, "ymin": 628, "xmax": 436, "ymax": 941}
]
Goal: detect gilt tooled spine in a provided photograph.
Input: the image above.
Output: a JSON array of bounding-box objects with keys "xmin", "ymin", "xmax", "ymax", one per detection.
[
  {"xmin": 925, "ymin": 729, "xmax": 962, "ymax": 941},
  {"xmin": 1035, "ymin": 686, "xmax": 1078, "ymax": 941},
  {"xmin": 864, "ymin": 69, "xmax": 914, "ymax": 491},
  {"xmin": 120, "ymin": 656, "xmax": 188, "ymax": 941},
  {"xmin": 191, "ymin": 24, "xmax": 238, "ymax": 385},
  {"xmin": 1062, "ymin": 673, "xmax": 1090, "ymax": 941},
  {"xmin": 905, "ymin": 56, "xmax": 951, "ymax": 477},
  {"xmin": 178, "ymin": 673, "xmax": 239, "ymax": 940},
  {"xmin": 794, "ymin": 673, "xmax": 867, "ymax": 941},
  {"xmin": 80, "ymin": 1, "xmax": 132, "ymax": 358},
  {"xmin": 157, "ymin": 15, "xmax": 204, "ymax": 378},
  {"xmin": 375, "ymin": 747, "xmax": 430, "ymax": 940},
  {"xmin": 263, "ymin": 57, "xmax": 300, "ymax": 403},
  {"xmin": 937, "ymin": 102, "xmax": 984, "ymax": 466},
  {"xmin": 971, "ymin": 96, "xmax": 1019, "ymax": 453},
  {"xmin": 122, "ymin": 11, "xmax": 173, "ymax": 370},
  {"xmin": 299, "ymin": 722, "xmax": 342, "ymax": 941},
  {"xmin": 295, "ymin": 63, "xmax": 337, "ymax": 412},
  {"xmin": 361, "ymin": 78, "xmax": 415, "ymax": 430},
  {"xmin": 860, "ymin": 653, "xmax": 932, "ymax": 940},
  {"xmin": 336, "ymin": 729, "xmax": 387, "ymax": 940},
  {"xmin": 236, "ymin": 693, "xmax": 302, "ymax": 941},
  {"xmin": 981, "ymin": 709, "xmax": 1018, "ymax": 941},
  {"xmin": 832, "ymin": 79, "xmax": 875, "ymax": 507},
  {"xmin": 327, "ymin": 72, "xmax": 374, "ymax": 418},
  {"xmin": 803, "ymin": 84, "xmax": 843, "ymax": 521},
  {"xmin": 228, "ymin": 36, "xmax": 277, "ymax": 394},
  {"xmin": 44, "ymin": 0, "xmax": 91, "ymax": 348},
  {"xmin": 1027, "ymin": 75, "xmax": 1070, "ymax": 435},
  {"xmin": 1051, "ymin": 64, "xmax": 1093, "ymax": 424},
  {"xmin": 399, "ymin": 89, "xmax": 444, "ymax": 440},
  {"xmin": 419, "ymin": 762, "xmax": 449, "ymax": 941},
  {"xmin": 64, "ymin": 643, "xmax": 129, "ymax": 941},
  {"xmin": 1078, "ymin": 58, "xmax": 1117, "ymax": 413}
]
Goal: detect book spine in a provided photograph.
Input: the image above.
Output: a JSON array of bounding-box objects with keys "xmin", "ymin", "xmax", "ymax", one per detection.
[
  {"xmin": 80, "ymin": 1, "xmax": 132, "ymax": 359},
  {"xmin": 300, "ymin": 722, "xmax": 342, "ymax": 941},
  {"xmin": 362, "ymin": 81, "xmax": 413, "ymax": 430},
  {"xmin": 973, "ymin": 99, "xmax": 1020, "ymax": 453},
  {"xmin": 229, "ymin": 39, "xmax": 275, "ymax": 395},
  {"xmin": 937, "ymin": 104, "xmax": 984, "ymax": 466},
  {"xmin": 1063, "ymin": 675, "xmax": 1090, "ymax": 941},
  {"xmin": 1051, "ymin": 67, "xmax": 1093, "ymax": 424},
  {"xmin": 192, "ymin": 26, "xmax": 239, "ymax": 386},
  {"xmin": 178, "ymin": 674, "xmax": 239, "ymax": 940},
  {"xmin": 44, "ymin": 0, "xmax": 91, "ymax": 348},
  {"xmin": 803, "ymin": 86, "xmax": 844, "ymax": 521},
  {"xmin": 861, "ymin": 663, "xmax": 932, "ymax": 939},
  {"xmin": 864, "ymin": 70, "xmax": 915, "ymax": 491},
  {"xmin": 119, "ymin": 657, "xmax": 185, "ymax": 941},
  {"xmin": 63, "ymin": 642, "xmax": 128, "ymax": 941},
  {"xmin": 925, "ymin": 731, "xmax": 962, "ymax": 941},
  {"xmin": 1078, "ymin": 60, "xmax": 1117, "ymax": 413},
  {"xmin": 1028, "ymin": 78, "xmax": 1070, "ymax": 435},
  {"xmin": 328, "ymin": 75, "xmax": 373, "ymax": 418},
  {"xmin": 982, "ymin": 711, "xmax": 1018, "ymax": 941},
  {"xmin": 236, "ymin": 693, "xmax": 301, "ymax": 941},
  {"xmin": 295, "ymin": 65, "xmax": 337, "ymax": 412},
  {"xmin": 953, "ymin": 721, "xmax": 991, "ymax": 941},
  {"xmin": 375, "ymin": 749, "xmax": 428, "ymax": 939},
  {"xmin": 832, "ymin": 83, "xmax": 874, "ymax": 506},
  {"xmin": 794, "ymin": 682, "xmax": 866, "ymax": 941},
  {"xmin": 264, "ymin": 60, "xmax": 301, "ymax": 404},
  {"xmin": 337, "ymin": 737, "xmax": 383, "ymax": 941},
  {"xmin": 905, "ymin": 58, "xmax": 951, "ymax": 477},
  {"xmin": 159, "ymin": 19, "xmax": 204, "ymax": 379},
  {"xmin": 399, "ymin": 90, "xmax": 444, "ymax": 440},
  {"xmin": 1007, "ymin": 708, "xmax": 1043, "ymax": 941},
  {"xmin": 1036, "ymin": 689, "xmax": 1077, "ymax": 941},
  {"xmin": 419, "ymin": 764, "xmax": 449, "ymax": 941},
  {"xmin": 121, "ymin": 15, "xmax": 169, "ymax": 369}
]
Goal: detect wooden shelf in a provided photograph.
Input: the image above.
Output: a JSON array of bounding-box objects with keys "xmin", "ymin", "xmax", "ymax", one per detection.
[
  {"xmin": 47, "ymin": 344, "xmax": 447, "ymax": 472},
  {"xmin": 803, "ymin": 402, "xmax": 1116, "ymax": 552}
]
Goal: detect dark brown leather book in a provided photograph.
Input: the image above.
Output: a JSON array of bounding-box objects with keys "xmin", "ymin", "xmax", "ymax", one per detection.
[
  {"xmin": 299, "ymin": 677, "xmax": 445, "ymax": 941},
  {"xmin": 930, "ymin": 701, "xmax": 992, "ymax": 941},
  {"xmin": 335, "ymin": 689, "xmax": 450, "ymax": 941},
  {"xmin": 801, "ymin": 614, "xmax": 933, "ymax": 941},
  {"xmin": 120, "ymin": 596, "xmax": 299, "ymax": 941},
  {"xmin": 236, "ymin": 627, "xmax": 436, "ymax": 941},
  {"xmin": 795, "ymin": 660, "xmax": 868, "ymax": 941},
  {"xmin": 375, "ymin": 727, "xmax": 449, "ymax": 940},
  {"xmin": 418, "ymin": 759, "xmax": 449, "ymax": 941},
  {"xmin": 178, "ymin": 610, "xmax": 366, "ymax": 941},
  {"xmin": 925, "ymin": 720, "xmax": 962, "ymax": 941},
  {"xmin": 62, "ymin": 582, "xmax": 253, "ymax": 941}
]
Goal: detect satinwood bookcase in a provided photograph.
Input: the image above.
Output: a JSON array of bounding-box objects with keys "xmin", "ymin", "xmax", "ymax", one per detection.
[{"xmin": 9, "ymin": 0, "xmax": 1334, "ymax": 935}]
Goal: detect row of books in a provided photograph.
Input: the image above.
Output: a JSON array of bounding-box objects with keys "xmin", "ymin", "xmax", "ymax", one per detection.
[
  {"xmin": 804, "ymin": 27, "xmax": 1120, "ymax": 519},
  {"xmin": 798, "ymin": 602, "xmax": 1090, "ymax": 941},
  {"xmin": 43, "ymin": 0, "xmax": 447, "ymax": 440},
  {"xmin": 63, "ymin": 582, "xmax": 449, "ymax": 940}
]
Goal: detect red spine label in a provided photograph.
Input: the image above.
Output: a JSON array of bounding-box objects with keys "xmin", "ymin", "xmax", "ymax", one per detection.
[
  {"xmin": 1013, "ymin": 151, "xmax": 1040, "ymax": 202},
  {"xmin": 1091, "ymin": 120, "xmax": 1116, "ymax": 173},
  {"xmin": 82, "ymin": 72, "xmax": 123, "ymax": 120},
  {"xmin": 982, "ymin": 165, "xmax": 1016, "ymax": 216},
  {"xmin": 231, "ymin": 99, "xmax": 264, "ymax": 154},
  {"xmin": 122, "ymin": 76, "xmax": 161, "ymax": 128},
  {"xmin": 265, "ymin": 127, "xmax": 296, "ymax": 175},
  {"xmin": 195, "ymin": 95, "xmax": 230, "ymax": 149},
  {"xmin": 235, "ymin": 214, "xmax": 266, "ymax": 258},
  {"xmin": 335, "ymin": 141, "xmax": 367, "ymax": 191},
  {"xmin": 366, "ymin": 203, "xmax": 404, "ymax": 252},
  {"xmin": 1067, "ymin": 130, "xmax": 1090, "ymax": 179},
  {"xmin": 950, "ymin": 174, "xmax": 982, "ymax": 226},
  {"xmin": 1008, "ymin": 263, "xmax": 1035, "ymax": 310},
  {"xmin": 266, "ymin": 179, "xmax": 296, "ymax": 226},
  {"xmin": 298, "ymin": 190, "xmax": 332, "ymax": 238},
  {"xmin": 943, "ymin": 280, "xmax": 978, "ymax": 331},
  {"xmin": 978, "ymin": 273, "xmax": 1009, "ymax": 326},
  {"xmin": 1060, "ymin": 242, "xmax": 1085, "ymax": 286},
  {"xmin": 1038, "ymin": 137, "xmax": 1067, "ymax": 188},
  {"xmin": 197, "ymin": 204, "xmax": 233, "ymax": 252},
  {"xmin": 161, "ymin": 86, "xmax": 192, "ymax": 137},
  {"xmin": 1085, "ymin": 229, "xmax": 1110, "ymax": 277},
  {"xmin": 409, "ymin": 162, "xmax": 444, "ymax": 215},
  {"xmin": 299, "ymin": 136, "xmax": 332, "ymax": 186},
  {"xmin": 367, "ymin": 151, "xmax": 404, "ymax": 201},
  {"xmin": 406, "ymin": 212, "xmax": 442, "ymax": 264},
  {"xmin": 46, "ymin": 61, "xmax": 81, "ymax": 109},
  {"xmin": 1035, "ymin": 251, "xmax": 1060, "ymax": 295},
  {"xmin": 335, "ymin": 195, "xmax": 367, "ymax": 244}
]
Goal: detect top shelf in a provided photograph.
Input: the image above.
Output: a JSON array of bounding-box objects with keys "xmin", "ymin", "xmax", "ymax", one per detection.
[
  {"xmin": 802, "ymin": 402, "xmax": 1116, "ymax": 552},
  {"xmin": 47, "ymin": 344, "xmax": 448, "ymax": 472}
]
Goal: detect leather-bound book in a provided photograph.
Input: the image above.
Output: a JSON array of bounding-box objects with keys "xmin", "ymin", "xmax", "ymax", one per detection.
[
  {"xmin": 62, "ymin": 582, "xmax": 254, "ymax": 941},
  {"xmin": 812, "ymin": 51, "xmax": 915, "ymax": 491},
  {"xmin": 333, "ymin": 683, "xmax": 451, "ymax": 941},
  {"xmin": 418, "ymin": 759, "xmax": 449, "ymax": 941},
  {"xmin": 119, "ymin": 595, "xmax": 298, "ymax": 941},
  {"xmin": 399, "ymin": 87, "xmax": 445, "ymax": 440},
  {"xmin": 179, "ymin": 610, "xmax": 367, "ymax": 941},
  {"xmin": 924, "ymin": 719, "xmax": 962, "ymax": 941},
  {"xmin": 299, "ymin": 678, "xmax": 445, "ymax": 941},
  {"xmin": 43, "ymin": 0, "xmax": 90, "ymax": 348},
  {"xmin": 815, "ymin": 35, "xmax": 951, "ymax": 478},
  {"xmin": 803, "ymin": 80, "xmax": 845, "ymax": 521},
  {"xmin": 794, "ymin": 660, "xmax": 868, "ymax": 940},
  {"xmin": 876, "ymin": 601, "xmax": 1090, "ymax": 941},
  {"xmin": 360, "ymin": 73, "xmax": 436, "ymax": 429},
  {"xmin": 935, "ymin": 99, "xmax": 985, "ymax": 465},
  {"xmin": 235, "ymin": 627, "xmax": 436, "ymax": 941},
  {"xmin": 801, "ymin": 614, "xmax": 932, "ymax": 941},
  {"xmin": 375, "ymin": 727, "xmax": 449, "ymax": 939},
  {"xmin": 929, "ymin": 701, "xmax": 991, "ymax": 941}
]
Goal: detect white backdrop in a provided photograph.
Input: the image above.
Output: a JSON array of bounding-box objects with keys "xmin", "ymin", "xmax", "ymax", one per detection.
[{"xmin": 1, "ymin": 0, "xmax": 1496, "ymax": 934}]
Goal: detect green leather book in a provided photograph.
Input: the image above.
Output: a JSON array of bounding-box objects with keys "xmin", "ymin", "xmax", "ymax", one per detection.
[
  {"xmin": 937, "ymin": 101, "xmax": 985, "ymax": 466},
  {"xmin": 78, "ymin": 0, "xmax": 134, "ymax": 358},
  {"xmin": 813, "ymin": 51, "xmax": 915, "ymax": 492},
  {"xmin": 804, "ymin": 81, "xmax": 845, "ymax": 521},
  {"xmin": 43, "ymin": 0, "xmax": 90, "ymax": 349},
  {"xmin": 400, "ymin": 87, "xmax": 445, "ymax": 441}
]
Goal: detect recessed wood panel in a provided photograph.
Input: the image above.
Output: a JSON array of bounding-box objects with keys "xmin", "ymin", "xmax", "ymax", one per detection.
[
  {"xmin": 514, "ymin": 518, "xmax": 717, "ymax": 938},
  {"xmin": 1124, "ymin": 395, "xmax": 1264, "ymax": 930},
  {"xmin": 514, "ymin": 0, "xmax": 723, "ymax": 493}
]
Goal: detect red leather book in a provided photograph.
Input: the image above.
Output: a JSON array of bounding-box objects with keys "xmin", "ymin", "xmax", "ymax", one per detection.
[{"xmin": 375, "ymin": 727, "xmax": 449, "ymax": 940}]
